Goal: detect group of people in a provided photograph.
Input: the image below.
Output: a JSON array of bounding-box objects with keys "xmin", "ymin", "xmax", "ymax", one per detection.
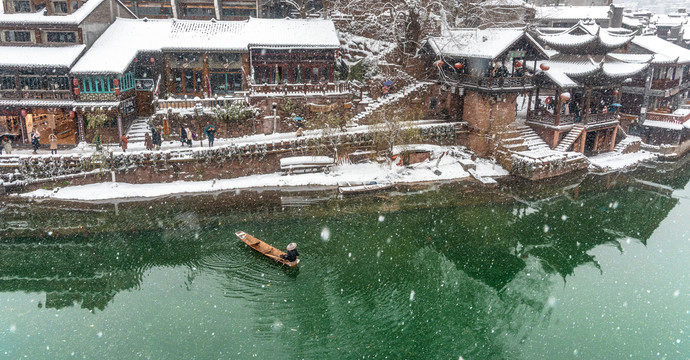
[
  {"xmin": 144, "ymin": 126, "xmax": 163, "ymax": 151},
  {"xmin": 178, "ymin": 124, "xmax": 217, "ymax": 148},
  {"xmin": 25, "ymin": 129, "xmax": 59, "ymax": 155}
]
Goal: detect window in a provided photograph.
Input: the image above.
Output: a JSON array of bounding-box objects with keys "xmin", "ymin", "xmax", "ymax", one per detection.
[
  {"xmin": 71, "ymin": 0, "xmax": 79, "ymax": 10},
  {"xmin": 0, "ymin": 75, "xmax": 16, "ymax": 90},
  {"xmin": 120, "ymin": 72, "xmax": 135, "ymax": 91},
  {"xmin": 221, "ymin": 7, "xmax": 255, "ymax": 18},
  {"xmin": 4, "ymin": 30, "xmax": 32, "ymax": 43},
  {"xmin": 210, "ymin": 72, "xmax": 242, "ymax": 95},
  {"xmin": 52, "ymin": 1, "xmax": 68, "ymax": 13},
  {"xmin": 19, "ymin": 76, "xmax": 42, "ymax": 90},
  {"xmin": 46, "ymin": 76, "xmax": 69, "ymax": 90},
  {"xmin": 46, "ymin": 32, "xmax": 76, "ymax": 43},
  {"xmin": 12, "ymin": 0, "xmax": 31, "ymax": 12}
]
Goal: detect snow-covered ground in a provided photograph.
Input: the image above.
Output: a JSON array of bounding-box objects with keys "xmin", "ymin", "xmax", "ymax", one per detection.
[
  {"xmin": 18, "ymin": 145, "xmax": 508, "ymax": 201},
  {"xmin": 588, "ymin": 150, "xmax": 658, "ymax": 173}
]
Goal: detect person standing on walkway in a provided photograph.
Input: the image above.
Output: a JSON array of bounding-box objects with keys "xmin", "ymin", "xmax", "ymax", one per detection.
[
  {"xmin": 120, "ymin": 134, "xmax": 128, "ymax": 152},
  {"xmin": 185, "ymin": 127, "xmax": 193, "ymax": 147},
  {"xmin": 204, "ymin": 124, "xmax": 216, "ymax": 147},
  {"xmin": 2, "ymin": 137, "xmax": 11, "ymax": 154},
  {"xmin": 180, "ymin": 126, "xmax": 188, "ymax": 147},
  {"xmin": 49, "ymin": 132, "xmax": 58, "ymax": 155},
  {"xmin": 144, "ymin": 132, "xmax": 154, "ymax": 151},
  {"xmin": 31, "ymin": 129, "xmax": 40, "ymax": 154},
  {"xmin": 152, "ymin": 126, "xmax": 162, "ymax": 150}
]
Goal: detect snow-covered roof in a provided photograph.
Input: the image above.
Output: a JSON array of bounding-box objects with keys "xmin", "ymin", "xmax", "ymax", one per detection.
[
  {"xmin": 426, "ymin": 28, "xmax": 547, "ymax": 60},
  {"xmin": 535, "ymin": 6, "xmax": 610, "ymax": 21},
  {"xmin": 622, "ymin": 16, "xmax": 643, "ymax": 28},
  {"xmin": 0, "ymin": 45, "xmax": 86, "ymax": 68},
  {"xmin": 72, "ymin": 17, "xmax": 340, "ymax": 74},
  {"xmin": 537, "ymin": 54, "xmax": 648, "ymax": 88},
  {"xmin": 536, "ymin": 21, "xmax": 634, "ymax": 53},
  {"xmin": 631, "ymin": 35, "xmax": 690, "ymax": 64},
  {"xmin": 0, "ymin": 0, "xmax": 105, "ymax": 25}
]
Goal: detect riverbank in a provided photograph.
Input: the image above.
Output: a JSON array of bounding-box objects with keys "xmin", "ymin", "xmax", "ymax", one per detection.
[{"xmin": 16, "ymin": 144, "xmax": 508, "ymax": 201}]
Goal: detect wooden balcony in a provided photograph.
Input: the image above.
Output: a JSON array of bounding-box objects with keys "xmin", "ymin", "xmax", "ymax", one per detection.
[
  {"xmin": 249, "ymin": 81, "xmax": 351, "ymax": 96},
  {"xmin": 527, "ymin": 109, "xmax": 619, "ymax": 129},
  {"xmin": 645, "ymin": 109, "xmax": 690, "ymax": 124},
  {"xmin": 448, "ymin": 74, "xmax": 535, "ymax": 91},
  {"xmin": 625, "ymin": 78, "xmax": 682, "ymax": 90},
  {"xmin": 156, "ymin": 94, "xmax": 249, "ymax": 111},
  {"xmin": 0, "ymin": 90, "xmax": 73, "ymax": 100}
]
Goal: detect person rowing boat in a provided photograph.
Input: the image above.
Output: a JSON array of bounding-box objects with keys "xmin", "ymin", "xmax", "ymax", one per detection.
[{"xmin": 280, "ymin": 243, "xmax": 299, "ymax": 262}]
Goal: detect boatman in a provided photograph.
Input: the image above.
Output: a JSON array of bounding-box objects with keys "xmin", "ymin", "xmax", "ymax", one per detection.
[{"xmin": 281, "ymin": 243, "xmax": 299, "ymax": 262}]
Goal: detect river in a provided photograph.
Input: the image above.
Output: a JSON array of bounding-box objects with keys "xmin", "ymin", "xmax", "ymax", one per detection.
[{"xmin": 1, "ymin": 157, "xmax": 689, "ymax": 359}]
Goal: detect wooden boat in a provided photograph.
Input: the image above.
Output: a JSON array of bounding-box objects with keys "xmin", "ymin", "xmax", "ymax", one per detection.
[
  {"xmin": 235, "ymin": 231, "xmax": 300, "ymax": 267},
  {"xmin": 338, "ymin": 181, "xmax": 394, "ymax": 195}
]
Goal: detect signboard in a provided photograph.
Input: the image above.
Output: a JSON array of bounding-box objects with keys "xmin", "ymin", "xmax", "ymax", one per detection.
[
  {"xmin": 135, "ymin": 79, "xmax": 154, "ymax": 91},
  {"xmin": 509, "ymin": 51, "xmax": 526, "ymax": 60}
]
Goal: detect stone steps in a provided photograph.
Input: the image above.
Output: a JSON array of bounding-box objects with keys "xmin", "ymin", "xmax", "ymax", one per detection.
[{"xmin": 554, "ymin": 125, "xmax": 585, "ymax": 152}]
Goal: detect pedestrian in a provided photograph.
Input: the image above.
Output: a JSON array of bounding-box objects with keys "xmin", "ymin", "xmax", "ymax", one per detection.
[
  {"xmin": 151, "ymin": 127, "xmax": 161, "ymax": 150},
  {"xmin": 185, "ymin": 127, "xmax": 193, "ymax": 147},
  {"xmin": 31, "ymin": 129, "xmax": 40, "ymax": 154},
  {"xmin": 2, "ymin": 137, "xmax": 11, "ymax": 154},
  {"xmin": 280, "ymin": 243, "xmax": 299, "ymax": 262},
  {"xmin": 296, "ymin": 127, "xmax": 303, "ymax": 137},
  {"xmin": 144, "ymin": 132, "xmax": 154, "ymax": 151},
  {"xmin": 120, "ymin": 134, "xmax": 128, "ymax": 152},
  {"xmin": 180, "ymin": 126, "xmax": 187, "ymax": 147},
  {"xmin": 204, "ymin": 124, "xmax": 216, "ymax": 147},
  {"xmin": 49, "ymin": 131, "xmax": 58, "ymax": 155},
  {"xmin": 0, "ymin": 138, "xmax": 3, "ymax": 155},
  {"xmin": 382, "ymin": 85, "xmax": 389, "ymax": 98}
]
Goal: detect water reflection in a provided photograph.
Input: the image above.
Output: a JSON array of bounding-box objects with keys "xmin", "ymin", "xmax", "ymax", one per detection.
[{"xmin": 0, "ymin": 156, "xmax": 688, "ymax": 358}]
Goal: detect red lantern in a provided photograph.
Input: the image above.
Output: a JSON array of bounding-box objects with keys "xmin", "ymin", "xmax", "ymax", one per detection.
[
  {"xmin": 613, "ymin": 90, "xmax": 619, "ymax": 96},
  {"xmin": 150, "ymin": 57, "xmax": 155, "ymax": 63},
  {"xmin": 115, "ymin": 88, "xmax": 120, "ymax": 96},
  {"xmin": 20, "ymin": 109, "xmax": 27, "ymax": 117},
  {"xmin": 433, "ymin": 60, "xmax": 444, "ymax": 67},
  {"xmin": 74, "ymin": 87, "xmax": 80, "ymax": 96},
  {"xmin": 72, "ymin": 78, "xmax": 79, "ymax": 87},
  {"xmin": 69, "ymin": 110, "xmax": 75, "ymax": 118},
  {"xmin": 540, "ymin": 63, "xmax": 550, "ymax": 71},
  {"xmin": 113, "ymin": 78, "xmax": 120, "ymax": 87},
  {"xmin": 454, "ymin": 62, "xmax": 463, "ymax": 69},
  {"xmin": 514, "ymin": 60, "xmax": 522, "ymax": 68}
]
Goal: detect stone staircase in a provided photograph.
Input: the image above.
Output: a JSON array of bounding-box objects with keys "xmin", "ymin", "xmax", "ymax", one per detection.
[
  {"xmin": 125, "ymin": 117, "xmax": 151, "ymax": 144},
  {"xmin": 350, "ymin": 81, "xmax": 430, "ymax": 125},
  {"xmin": 554, "ymin": 124, "xmax": 585, "ymax": 152},
  {"xmin": 512, "ymin": 124, "xmax": 551, "ymax": 151}
]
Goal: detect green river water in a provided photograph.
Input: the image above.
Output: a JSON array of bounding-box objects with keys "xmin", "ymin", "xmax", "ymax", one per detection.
[{"xmin": 1, "ymin": 157, "xmax": 689, "ymax": 359}]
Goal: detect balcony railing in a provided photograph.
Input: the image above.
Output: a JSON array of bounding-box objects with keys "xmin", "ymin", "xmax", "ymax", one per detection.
[
  {"xmin": 448, "ymin": 74, "xmax": 534, "ymax": 90},
  {"xmin": 248, "ymin": 81, "xmax": 351, "ymax": 96},
  {"xmin": 625, "ymin": 78, "xmax": 682, "ymax": 90},
  {"xmin": 528, "ymin": 109, "xmax": 619, "ymax": 127},
  {"xmin": 156, "ymin": 93, "xmax": 249, "ymax": 111},
  {"xmin": 4, "ymin": 90, "xmax": 73, "ymax": 100},
  {"xmin": 646, "ymin": 110, "xmax": 690, "ymax": 124}
]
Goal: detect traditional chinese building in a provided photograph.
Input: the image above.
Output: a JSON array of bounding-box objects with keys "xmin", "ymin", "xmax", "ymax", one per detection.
[
  {"xmin": 422, "ymin": 28, "xmax": 549, "ymax": 155},
  {"xmin": 526, "ymin": 21, "xmax": 648, "ymax": 155},
  {"xmin": 69, "ymin": 17, "xmax": 342, "ymax": 139},
  {"xmin": 0, "ymin": 0, "xmax": 134, "ymax": 145},
  {"xmin": 615, "ymin": 34, "xmax": 690, "ymax": 156}
]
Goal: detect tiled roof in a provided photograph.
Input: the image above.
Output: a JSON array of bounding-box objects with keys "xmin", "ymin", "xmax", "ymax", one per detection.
[
  {"xmin": 0, "ymin": 45, "xmax": 86, "ymax": 68},
  {"xmin": 0, "ymin": 0, "xmax": 105, "ymax": 25},
  {"xmin": 427, "ymin": 28, "xmax": 547, "ymax": 60}
]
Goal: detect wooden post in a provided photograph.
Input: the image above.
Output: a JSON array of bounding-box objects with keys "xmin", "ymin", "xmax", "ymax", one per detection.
[
  {"xmin": 202, "ymin": 53, "xmax": 209, "ymax": 98},
  {"xmin": 526, "ymin": 91, "xmax": 533, "ymax": 121},
  {"xmin": 610, "ymin": 126, "xmax": 618, "ymax": 151},
  {"xmin": 579, "ymin": 130, "xmax": 586, "ymax": 153},
  {"xmin": 584, "ymin": 87, "xmax": 592, "ymax": 125},
  {"xmin": 555, "ymin": 88, "xmax": 561, "ymax": 126},
  {"xmin": 593, "ymin": 131, "xmax": 601, "ymax": 153}
]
